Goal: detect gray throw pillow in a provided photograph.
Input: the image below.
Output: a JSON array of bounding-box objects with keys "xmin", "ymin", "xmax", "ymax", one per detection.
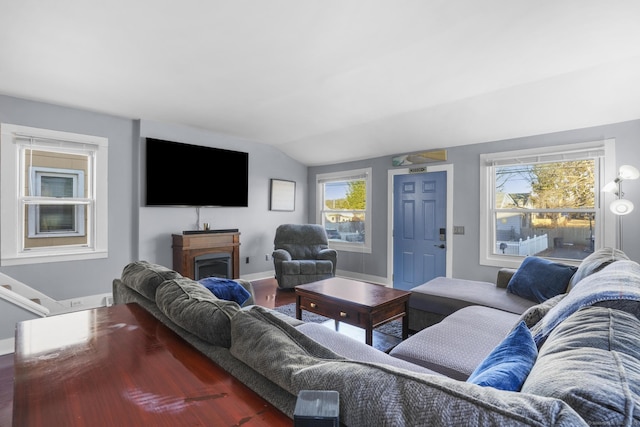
[{"xmin": 120, "ymin": 260, "xmax": 182, "ymax": 301}]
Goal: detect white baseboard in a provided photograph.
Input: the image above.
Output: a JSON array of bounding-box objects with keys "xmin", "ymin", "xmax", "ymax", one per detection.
[
  {"xmin": 240, "ymin": 271, "xmax": 276, "ymax": 281},
  {"xmin": 53, "ymin": 292, "xmax": 113, "ymax": 315},
  {"xmin": 0, "ymin": 338, "xmax": 14, "ymax": 356},
  {"xmin": 240, "ymin": 270, "xmax": 389, "ymax": 286},
  {"xmin": 335, "ymin": 270, "xmax": 390, "ymax": 287}
]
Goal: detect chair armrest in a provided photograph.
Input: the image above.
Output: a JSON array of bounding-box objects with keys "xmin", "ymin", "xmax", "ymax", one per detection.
[
  {"xmin": 496, "ymin": 268, "xmax": 518, "ymax": 288},
  {"xmin": 317, "ymin": 248, "xmax": 338, "ymax": 275},
  {"xmin": 316, "ymin": 248, "xmax": 337, "ymax": 261},
  {"xmin": 272, "ymin": 249, "xmax": 292, "ymax": 261}
]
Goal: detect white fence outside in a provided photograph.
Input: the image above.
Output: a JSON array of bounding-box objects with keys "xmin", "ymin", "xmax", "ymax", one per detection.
[{"xmin": 496, "ymin": 234, "xmax": 548, "ymax": 256}]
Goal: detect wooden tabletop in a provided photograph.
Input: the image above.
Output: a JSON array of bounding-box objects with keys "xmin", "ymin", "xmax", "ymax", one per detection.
[
  {"xmin": 295, "ymin": 277, "xmax": 411, "ymax": 307},
  {"xmin": 13, "ymin": 303, "xmax": 292, "ymax": 426}
]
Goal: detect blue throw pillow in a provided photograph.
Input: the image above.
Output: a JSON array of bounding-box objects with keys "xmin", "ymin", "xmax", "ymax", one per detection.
[
  {"xmin": 199, "ymin": 277, "xmax": 251, "ymax": 306},
  {"xmin": 467, "ymin": 321, "xmax": 538, "ymax": 391},
  {"xmin": 507, "ymin": 256, "xmax": 577, "ymax": 303}
]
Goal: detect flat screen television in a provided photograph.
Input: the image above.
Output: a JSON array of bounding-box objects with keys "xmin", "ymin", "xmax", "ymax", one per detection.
[{"xmin": 145, "ymin": 138, "xmax": 249, "ymax": 207}]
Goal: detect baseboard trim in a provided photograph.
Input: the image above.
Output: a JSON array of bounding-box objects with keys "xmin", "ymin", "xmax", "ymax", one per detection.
[
  {"xmin": 240, "ymin": 270, "xmax": 389, "ymax": 286},
  {"xmin": 0, "ymin": 338, "xmax": 14, "ymax": 356},
  {"xmin": 240, "ymin": 271, "xmax": 276, "ymax": 282},
  {"xmin": 335, "ymin": 270, "xmax": 389, "ymax": 287},
  {"xmin": 54, "ymin": 292, "xmax": 113, "ymax": 315}
]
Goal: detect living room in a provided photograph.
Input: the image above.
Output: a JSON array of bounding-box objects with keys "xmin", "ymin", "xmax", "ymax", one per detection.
[
  {"xmin": 1, "ymin": 1, "xmax": 640, "ymax": 348},
  {"xmin": 2, "ymin": 2, "xmax": 640, "ymax": 425}
]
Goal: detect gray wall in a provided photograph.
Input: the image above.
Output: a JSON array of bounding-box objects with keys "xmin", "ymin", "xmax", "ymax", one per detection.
[
  {"xmin": 0, "ymin": 95, "xmax": 135, "ymax": 300},
  {"xmin": 0, "ymin": 94, "xmax": 307, "ymax": 309},
  {"xmin": 308, "ymin": 119, "xmax": 640, "ymax": 283},
  {"xmin": 136, "ymin": 120, "xmax": 307, "ymax": 275},
  {"xmin": 2, "ymin": 92, "xmax": 639, "ymax": 299}
]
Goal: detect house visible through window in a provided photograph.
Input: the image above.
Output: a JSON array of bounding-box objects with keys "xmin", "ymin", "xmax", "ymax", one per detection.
[
  {"xmin": 28, "ymin": 166, "xmax": 86, "ymax": 238},
  {"xmin": 316, "ymin": 168, "xmax": 372, "ymax": 253},
  {"xmin": 480, "ymin": 140, "xmax": 615, "ymax": 268},
  {"xmin": 1, "ymin": 123, "xmax": 108, "ymax": 266}
]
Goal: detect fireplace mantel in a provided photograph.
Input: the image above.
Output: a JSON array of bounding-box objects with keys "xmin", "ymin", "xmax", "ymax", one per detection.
[{"xmin": 172, "ymin": 231, "xmax": 240, "ymax": 279}]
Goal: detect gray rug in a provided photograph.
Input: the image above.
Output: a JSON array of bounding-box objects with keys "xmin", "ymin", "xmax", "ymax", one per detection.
[{"xmin": 273, "ymin": 302, "xmax": 403, "ymax": 339}]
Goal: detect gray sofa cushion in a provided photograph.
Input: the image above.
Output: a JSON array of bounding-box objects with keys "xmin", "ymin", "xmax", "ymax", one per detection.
[
  {"xmin": 409, "ymin": 277, "xmax": 536, "ymax": 318},
  {"xmin": 155, "ymin": 277, "xmax": 240, "ymax": 348},
  {"xmin": 568, "ymin": 247, "xmax": 630, "ymax": 291},
  {"xmin": 390, "ymin": 305, "xmax": 521, "ymax": 380},
  {"xmin": 296, "ymin": 323, "xmax": 441, "ymax": 375},
  {"xmin": 120, "ymin": 260, "xmax": 182, "ymax": 301},
  {"xmin": 522, "ymin": 306, "xmax": 640, "ymax": 426},
  {"xmin": 230, "ymin": 306, "xmax": 587, "ymax": 426}
]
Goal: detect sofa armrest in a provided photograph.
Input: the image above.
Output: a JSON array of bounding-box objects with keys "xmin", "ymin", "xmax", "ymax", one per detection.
[{"xmin": 496, "ymin": 268, "xmax": 517, "ymax": 288}]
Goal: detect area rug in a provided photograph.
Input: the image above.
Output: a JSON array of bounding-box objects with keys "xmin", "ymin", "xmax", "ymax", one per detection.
[{"xmin": 273, "ymin": 302, "xmax": 403, "ymax": 339}]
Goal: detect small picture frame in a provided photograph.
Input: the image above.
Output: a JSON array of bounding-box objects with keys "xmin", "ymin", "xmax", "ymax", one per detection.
[{"xmin": 270, "ymin": 179, "xmax": 296, "ymax": 211}]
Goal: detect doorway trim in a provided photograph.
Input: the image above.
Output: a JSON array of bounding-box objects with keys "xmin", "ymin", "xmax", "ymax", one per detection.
[{"xmin": 387, "ymin": 164, "xmax": 454, "ymax": 286}]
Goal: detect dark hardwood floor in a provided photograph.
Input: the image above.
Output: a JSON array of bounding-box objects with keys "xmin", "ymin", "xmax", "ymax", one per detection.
[{"xmin": 0, "ymin": 277, "xmax": 289, "ymax": 427}]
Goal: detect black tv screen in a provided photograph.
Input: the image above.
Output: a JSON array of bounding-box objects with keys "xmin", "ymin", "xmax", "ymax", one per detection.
[{"xmin": 145, "ymin": 138, "xmax": 249, "ymax": 207}]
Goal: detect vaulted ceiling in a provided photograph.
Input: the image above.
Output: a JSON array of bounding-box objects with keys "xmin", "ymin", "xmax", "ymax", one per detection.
[{"xmin": 2, "ymin": 1, "xmax": 640, "ymax": 166}]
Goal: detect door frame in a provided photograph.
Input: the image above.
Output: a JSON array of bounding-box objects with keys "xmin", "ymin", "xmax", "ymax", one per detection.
[{"xmin": 387, "ymin": 164, "xmax": 454, "ymax": 285}]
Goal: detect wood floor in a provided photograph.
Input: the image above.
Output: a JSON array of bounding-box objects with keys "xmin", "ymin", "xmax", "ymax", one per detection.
[{"xmin": 0, "ymin": 277, "xmax": 288, "ymax": 427}]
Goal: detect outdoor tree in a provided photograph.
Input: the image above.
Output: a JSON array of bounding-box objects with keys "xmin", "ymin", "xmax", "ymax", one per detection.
[
  {"xmin": 529, "ymin": 160, "xmax": 595, "ymax": 209},
  {"xmin": 345, "ymin": 181, "xmax": 366, "ymax": 210}
]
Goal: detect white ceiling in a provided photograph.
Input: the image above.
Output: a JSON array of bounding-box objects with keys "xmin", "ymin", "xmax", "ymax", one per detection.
[{"xmin": 2, "ymin": 1, "xmax": 640, "ymax": 166}]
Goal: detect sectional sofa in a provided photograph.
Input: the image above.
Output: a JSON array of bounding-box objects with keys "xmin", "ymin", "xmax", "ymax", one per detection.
[{"xmin": 112, "ymin": 248, "xmax": 640, "ymax": 426}]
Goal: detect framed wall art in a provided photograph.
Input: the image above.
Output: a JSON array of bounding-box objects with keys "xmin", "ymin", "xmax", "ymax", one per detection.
[{"xmin": 269, "ymin": 179, "xmax": 296, "ymax": 211}]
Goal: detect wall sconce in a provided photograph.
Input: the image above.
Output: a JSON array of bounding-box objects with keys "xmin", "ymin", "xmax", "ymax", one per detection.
[{"xmin": 602, "ymin": 164, "xmax": 639, "ymax": 215}]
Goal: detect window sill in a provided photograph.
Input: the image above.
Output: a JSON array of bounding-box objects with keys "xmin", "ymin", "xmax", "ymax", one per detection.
[{"xmin": 1, "ymin": 250, "xmax": 108, "ymax": 266}]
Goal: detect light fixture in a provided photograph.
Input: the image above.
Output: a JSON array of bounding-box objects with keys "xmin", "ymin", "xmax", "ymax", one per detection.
[
  {"xmin": 618, "ymin": 165, "xmax": 640, "ymax": 180},
  {"xmin": 602, "ymin": 164, "xmax": 639, "ymax": 216},
  {"xmin": 610, "ymin": 198, "xmax": 634, "ymax": 215}
]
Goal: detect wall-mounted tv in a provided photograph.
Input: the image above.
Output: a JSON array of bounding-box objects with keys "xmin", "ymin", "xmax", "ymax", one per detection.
[{"xmin": 145, "ymin": 138, "xmax": 249, "ymax": 207}]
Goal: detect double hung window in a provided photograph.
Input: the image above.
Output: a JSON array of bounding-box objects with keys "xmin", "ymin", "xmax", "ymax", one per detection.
[
  {"xmin": 479, "ymin": 140, "xmax": 615, "ymax": 267},
  {"xmin": 1, "ymin": 124, "xmax": 108, "ymax": 266},
  {"xmin": 316, "ymin": 168, "xmax": 372, "ymax": 253},
  {"xmin": 28, "ymin": 166, "xmax": 85, "ymax": 238}
]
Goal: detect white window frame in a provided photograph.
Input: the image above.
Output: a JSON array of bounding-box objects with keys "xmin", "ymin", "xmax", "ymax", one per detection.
[
  {"xmin": 479, "ymin": 140, "xmax": 616, "ymax": 269},
  {"xmin": 316, "ymin": 167, "xmax": 372, "ymax": 254},
  {"xmin": 1, "ymin": 123, "xmax": 108, "ymax": 266},
  {"xmin": 28, "ymin": 166, "xmax": 86, "ymax": 238}
]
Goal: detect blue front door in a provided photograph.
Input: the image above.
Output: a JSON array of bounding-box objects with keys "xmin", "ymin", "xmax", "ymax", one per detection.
[{"xmin": 393, "ymin": 171, "xmax": 447, "ymax": 290}]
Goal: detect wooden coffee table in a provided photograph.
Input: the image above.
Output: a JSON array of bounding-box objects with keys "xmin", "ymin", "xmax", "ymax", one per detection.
[
  {"xmin": 13, "ymin": 303, "xmax": 291, "ymax": 426},
  {"xmin": 295, "ymin": 277, "xmax": 411, "ymax": 346}
]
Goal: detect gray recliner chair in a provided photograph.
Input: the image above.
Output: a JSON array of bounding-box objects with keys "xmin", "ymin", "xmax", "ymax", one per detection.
[{"xmin": 272, "ymin": 224, "xmax": 338, "ymax": 289}]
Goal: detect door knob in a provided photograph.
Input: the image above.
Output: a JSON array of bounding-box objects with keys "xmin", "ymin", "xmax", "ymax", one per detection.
[{"xmin": 434, "ymin": 244, "xmax": 446, "ymax": 249}]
